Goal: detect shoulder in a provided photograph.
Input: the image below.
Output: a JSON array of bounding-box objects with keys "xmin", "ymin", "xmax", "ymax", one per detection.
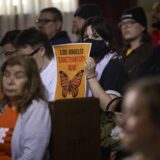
[
  {"xmin": 30, "ymin": 99, "xmax": 48, "ymax": 109},
  {"xmin": 100, "ymin": 56, "xmax": 129, "ymax": 93},
  {"xmin": 24, "ymin": 99, "xmax": 49, "ymax": 116},
  {"xmin": 136, "ymin": 43, "xmax": 153, "ymax": 55},
  {"xmin": 117, "ymin": 47, "xmax": 128, "ymax": 57},
  {"xmin": 100, "ymin": 53, "xmax": 128, "ymax": 77},
  {"xmin": 40, "ymin": 58, "xmax": 56, "ymax": 79},
  {"xmin": 31, "ymin": 99, "xmax": 48, "ymax": 107},
  {"xmin": 146, "ymin": 45, "xmax": 160, "ymax": 64},
  {"xmin": 105, "ymin": 57, "xmax": 126, "ymax": 73},
  {"xmin": 50, "ymin": 31, "xmax": 71, "ymax": 45},
  {"xmin": 19, "ymin": 99, "xmax": 50, "ymax": 126}
]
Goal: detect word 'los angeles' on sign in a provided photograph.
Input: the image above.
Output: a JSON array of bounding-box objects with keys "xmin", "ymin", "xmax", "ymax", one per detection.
[{"xmin": 60, "ymin": 49, "xmax": 84, "ymax": 55}]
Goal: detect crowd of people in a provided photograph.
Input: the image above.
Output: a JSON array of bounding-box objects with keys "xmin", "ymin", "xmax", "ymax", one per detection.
[{"xmin": 0, "ymin": 1, "xmax": 160, "ymax": 160}]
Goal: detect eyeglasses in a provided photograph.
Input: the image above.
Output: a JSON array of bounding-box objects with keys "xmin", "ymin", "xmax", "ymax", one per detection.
[
  {"xmin": 118, "ymin": 20, "xmax": 137, "ymax": 28},
  {"xmin": 35, "ymin": 19, "xmax": 57, "ymax": 25},
  {"xmin": 28, "ymin": 47, "xmax": 41, "ymax": 56}
]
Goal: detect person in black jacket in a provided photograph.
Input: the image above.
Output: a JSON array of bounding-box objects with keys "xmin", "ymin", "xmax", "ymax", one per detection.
[
  {"xmin": 118, "ymin": 7, "xmax": 153, "ymax": 80},
  {"xmin": 36, "ymin": 7, "xmax": 71, "ymax": 45},
  {"xmin": 72, "ymin": 4, "xmax": 101, "ymax": 42}
]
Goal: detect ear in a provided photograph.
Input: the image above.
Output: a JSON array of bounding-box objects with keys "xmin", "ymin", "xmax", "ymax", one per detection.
[
  {"xmin": 40, "ymin": 46, "xmax": 46, "ymax": 57},
  {"xmin": 55, "ymin": 21, "xmax": 62, "ymax": 31}
]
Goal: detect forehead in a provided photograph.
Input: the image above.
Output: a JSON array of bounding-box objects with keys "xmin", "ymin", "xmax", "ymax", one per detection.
[
  {"xmin": 3, "ymin": 43, "xmax": 16, "ymax": 51},
  {"xmin": 86, "ymin": 25, "xmax": 92, "ymax": 32},
  {"xmin": 18, "ymin": 45, "xmax": 33, "ymax": 50},
  {"xmin": 85, "ymin": 25, "xmax": 96, "ymax": 33},
  {"xmin": 39, "ymin": 11, "xmax": 54, "ymax": 19},
  {"xmin": 124, "ymin": 90, "xmax": 139, "ymax": 104},
  {"xmin": 5, "ymin": 64, "xmax": 25, "ymax": 73},
  {"xmin": 121, "ymin": 18, "xmax": 135, "ymax": 22},
  {"xmin": 18, "ymin": 45, "xmax": 34, "ymax": 51},
  {"xmin": 123, "ymin": 90, "xmax": 148, "ymax": 111},
  {"xmin": 74, "ymin": 16, "xmax": 85, "ymax": 21}
]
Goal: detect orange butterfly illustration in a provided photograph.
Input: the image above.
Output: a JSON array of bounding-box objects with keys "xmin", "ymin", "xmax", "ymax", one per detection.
[{"xmin": 59, "ymin": 70, "xmax": 84, "ymax": 97}]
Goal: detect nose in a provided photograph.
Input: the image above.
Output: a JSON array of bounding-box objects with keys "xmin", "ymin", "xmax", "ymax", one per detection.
[{"xmin": 6, "ymin": 76, "xmax": 15, "ymax": 85}]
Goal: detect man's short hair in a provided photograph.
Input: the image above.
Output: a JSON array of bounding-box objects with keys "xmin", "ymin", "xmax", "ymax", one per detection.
[
  {"xmin": 14, "ymin": 27, "xmax": 54, "ymax": 59},
  {"xmin": 41, "ymin": 7, "xmax": 63, "ymax": 22},
  {"xmin": 0, "ymin": 30, "xmax": 21, "ymax": 46}
]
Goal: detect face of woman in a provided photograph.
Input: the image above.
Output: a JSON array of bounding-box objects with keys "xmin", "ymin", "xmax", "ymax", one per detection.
[
  {"xmin": 84, "ymin": 25, "xmax": 103, "ymax": 41},
  {"xmin": 83, "ymin": 25, "xmax": 108, "ymax": 59},
  {"xmin": 121, "ymin": 90, "xmax": 157, "ymax": 152},
  {"xmin": 3, "ymin": 65, "xmax": 28, "ymax": 100}
]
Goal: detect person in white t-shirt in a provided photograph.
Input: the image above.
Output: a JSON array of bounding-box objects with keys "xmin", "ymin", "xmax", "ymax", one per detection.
[{"xmin": 15, "ymin": 27, "xmax": 56, "ymax": 101}]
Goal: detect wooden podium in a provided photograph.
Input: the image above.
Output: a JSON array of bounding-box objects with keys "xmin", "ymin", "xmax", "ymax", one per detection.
[{"xmin": 49, "ymin": 97, "xmax": 101, "ymax": 160}]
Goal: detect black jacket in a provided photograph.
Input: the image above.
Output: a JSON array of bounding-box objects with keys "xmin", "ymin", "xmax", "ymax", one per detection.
[
  {"xmin": 50, "ymin": 31, "xmax": 71, "ymax": 45},
  {"xmin": 119, "ymin": 42, "xmax": 153, "ymax": 80},
  {"xmin": 137, "ymin": 45, "xmax": 160, "ymax": 77}
]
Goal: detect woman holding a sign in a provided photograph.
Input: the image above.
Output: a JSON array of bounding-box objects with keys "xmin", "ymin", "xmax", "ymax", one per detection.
[{"xmin": 81, "ymin": 17, "xmax": 128, "ymax": 111}]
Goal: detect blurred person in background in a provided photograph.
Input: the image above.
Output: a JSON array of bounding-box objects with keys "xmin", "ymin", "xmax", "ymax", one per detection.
[
  {"xmin": 72, "ymin": 3, "xmax": 101, "ymax": 42},
  {"xmin": 121, "ymin": 77, "xmax": 160, "ymax": 160},
  {"xmin": 0, "ymin": 30, "xmax": 21, "ymax": 67},
  {"xmin": 118, "ymin": 7, "xmax": 153, "ymax": 80},
  {"xmin": 36, "ymin": 7, "xmax": 71, "ymax": 45}
]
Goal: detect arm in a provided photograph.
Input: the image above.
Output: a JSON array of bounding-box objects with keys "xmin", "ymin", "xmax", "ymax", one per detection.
[
  {"xmin": 85, "ymin": 57, "xmax": 128, "ymax": 111},
  {"xmin": 88, "ymin": 77, "xmax": 117, "ymax": 111},
  {"xmin": 85, "ymin": 57, "xmax": 118, "ymax": 111},
  {"xmin": 17, "ymin": 100, "xmax": 51, "ymax": 160}
]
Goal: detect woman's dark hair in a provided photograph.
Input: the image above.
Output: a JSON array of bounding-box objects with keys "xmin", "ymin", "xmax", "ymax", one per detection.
[
  {"xmin": 0, "ymin": 55, "xmax": 46, "ymax": 113},
  {"xmin": 125, "ymin": 77, "xmax": 160, "ymax": 126},
  {"xmin": 81, "ymin": 17, "xmax": 115, "ymax": 52},
  {"xmin": 14, "ymin": 27, "xmax": 54, "ymax": 59},
  {"xmin": 141, "ymin": 30, "xmax": 152, "ymax": 43}
]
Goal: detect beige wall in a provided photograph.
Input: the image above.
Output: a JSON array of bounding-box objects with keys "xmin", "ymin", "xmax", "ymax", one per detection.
[{"xmin": 137, "ymin": 0, "xmax": 158, "ymax": 30}]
